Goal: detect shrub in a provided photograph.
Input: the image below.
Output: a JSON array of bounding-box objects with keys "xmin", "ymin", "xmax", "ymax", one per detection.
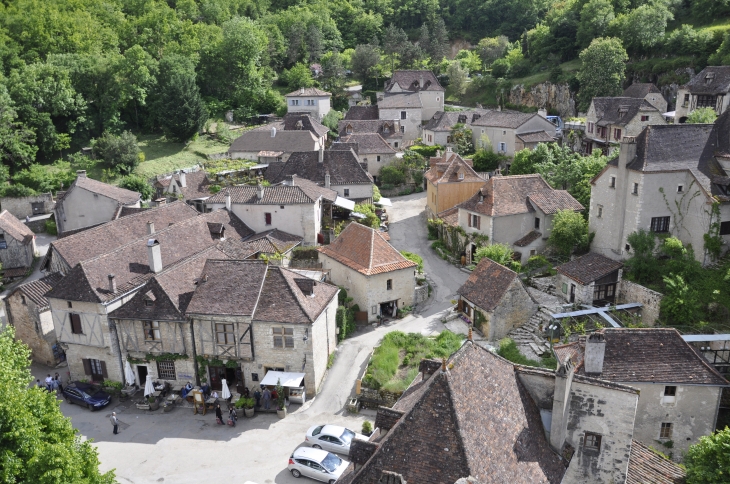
[
  {"xmin": 362, "ymin": 421, "xmax": 373, "ymax": 435},
  {"xmin": 409, "ymin": 145, "xmax": 442, "ymax": 157},
  {"xmin": 92, "ymin": 131, "xmax": 141, "ymax": 175},
  {"xmin": 684, "ymin": 427, "xmax": 730, "ymax": 484},
  {"xmin": 497, "ymin": 338, "xmax": 544, "ymax": 368},
  {"xmin": 400, "ymin": 251, "xmax": 424, "ymax": 272},
  {"xmin": 379, "ymin": 165, "xmax": 406, "ymax": 186},
  {"xmin": 548, "ymin": 210, "xmax": 590, "ymax": 257},
  {"xmin": 372, "ymin": 184, "xmax": 381, "ymax": 202},
  {"xmin": 44, "ymin": 220, "xmax": 57, "ymax": 235},
  {"xmin": 119, "ymin": 174, "xmax": 154, "ymax": 200},
  {"xmin": 475, "ymin": 243, "xmax": 520, "ymax": 271}
]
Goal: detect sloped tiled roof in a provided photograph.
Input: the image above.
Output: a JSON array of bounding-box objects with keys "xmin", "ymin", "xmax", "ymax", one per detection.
[
  {"xmin": 344, "ymin": 105, "xmax": 379, "ymax": 120},
  {"xmin": 337, "ymin": 120, "xmax": 403, "ymax": 140},
  {"xmin": 683, "ymin": 66, "xmax": 730, "ymax": 94},
  {"xmin": 626, "ymin": 440, "xmax": 686, "ymax": 484},
  {"xmin": 285, "ymin": 87, "xmax": 331, "ymax": 97},
  {"xmin": 207, "ymin": 185, "xmax": 317, "ymax": 205},
  {"xmin": 591, "ymin": 97, "xmax": 659, "ymax": 127},
  {"xmin": 266, "ymin": 150, "xmax": 373, "ymax": 185},
  {"xmin": 338, "ymin": 133, "xmax": 396, "ymax": 154},
  {"xmin": 457, "ymin": 258, "xmax": 519, "ymax": 311},
  {"xmin": 318, "ymin": 222, "xmax": 416, "ymax": 276},
  {"xmin": 238, "ymin": 229, "xmax": 302, "ymax": 254},
  {"xmin": 516, "ymin": 130, "xmax": 556, "ymax": 143},
  {"xmin": 437, "ymin": 207, "xmax": 459, "ymax": 227},
  {"xmin": 424, "ymin": 110, "xmax": 491, "ymax": 131},
  {"xmin": 0, "ymin": 210, "xmax": 34, "ymax": 245},
  {"xmin": 186, "ymin": 260, "xmax": 268, "ymax": 316},
  {"xmin": 255, "ymin": 266, "xmax": 338, "ymax": 324},
  {"xmin": 228, "ymin": 128, "xmax": 318, "ymax": 154},
  {"xmin": 58, "ymin": 176, "xmax": 140, "ymax": 205},
  {"xmin": 553, "ymin": 340, "xmax": 585, "ymax": 367},
  {"xmin": 622, "ymin": 83, "xmax": 661, "ymax": 99},
  {"xmin": 514, "ymin": 230, "xmax": 542, "ymax": 247},
  {"xmin": 528, "ymin": 190, "xmax": 584, "ymax": 214},
  {"xmin": 378, "ymin": 92, "xmax": 423, "ymax": 109},
  {"xmin": 158, "ymin": 171, "xmax": 211, "ymax": 201},
  {"xmin": 577, "ymin": 328, "xmax": 729, "ymax": 385},
  {"xmin": 471, "ymin": 110, "xmax": 537, "ymax": 129},
  {"xmin": 283, "ymin": 175, "xmax": 338, "ymax": 202},
  {"xmin": 424, "ymin": 151, "xmax": 483, "ymax": 185},
  {"xmin": 385, "ymin": 70, "xmax": 444, "ymax": 92},
  {"xmin": 13, "ymin": 272, "xmax": 64, "ymax": 311},
  {"xmin": 281, "ymin": 113, "xmax": 329, "ymax": 138},
  {"xmin": 556, "ymin": 252, "xmax": 623, "ymax": 285}
]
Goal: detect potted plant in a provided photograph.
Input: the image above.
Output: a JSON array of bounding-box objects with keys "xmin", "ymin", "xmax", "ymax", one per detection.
[
  {"xmin": 362, "ymin": 420, "xmax": 373, "ymax": 436},
  {"xmin": 275, "ymin": 379, "xmax": 286, "ymax": 419},
  {"xmin": 148, "ymin": 396, "xmax": 159, "ymax": 411},
  {"xmin": 237, "ymin": 397, "xmax": 255, "ymax": 418}
]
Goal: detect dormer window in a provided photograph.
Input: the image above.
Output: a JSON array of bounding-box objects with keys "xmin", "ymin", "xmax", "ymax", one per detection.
[
  {"xmin": 383, "ymin": 124, "xmax": 390, "ymax": 134},
  {"xmin": 346, "ymin": 125, "xmax": 352, "ymax": 135},
  {"xmin": 143, "ymin": 291, "xmax": 156, "ymax": 307},
  {"xmin": 458, "ymin": 172, "xmax": 464, "ymax": 180},
  {"xmin": 706, "ymin": 72, "xmax": 715, "ymax": 84}
]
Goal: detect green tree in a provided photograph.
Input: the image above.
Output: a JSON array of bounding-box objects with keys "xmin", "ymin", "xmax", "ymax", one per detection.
[
  {"xmin": 427, "ymin": 19, "xmax": 450, "ymax": 64},
  {"xmin": 321, "ymin": 109, "xmax": 343, "ymax": 133},
  {"xmin": 383, "ymin": 24, "xmax": 408, "ymax": 72},
  {"xmin": 450, "ymin": 124, "xmax": 474, "ymax": 155},
  {"xmin": 477, "ymin": 36, "xmax": 509, "ymax": 67},
  {"xmin": 612, "ymin": 3, "xmax": 672, "ymax": 55},
  {"xmin": 664, "ymin": 25, "xmax": 715, "ymax": 58},
  {"xmin": 352, "ymin": 203, "xmax": 381, "ymax": 228},
  {"xmin": 446, "ymin": 61, "xmax": 468, "ymax": 96},
  {"xmin": 475, "ymin": 243, "xmax": 520, "ymax": 271},
  {"xmin": 351, "ymin": 43, "xmax": 381, "ymax": 82},
  {"xmin": 549, "ymin": 209, "xmax": 589, "ymax": 257},
  {"xmin": 624, "ymin": 229, "xmax": 658, "ymax": 284},
  {"xmin": 686, "ymin": 107, "xmax": 718, "ymax": 124},
  {"xmin": 0, "ymin": 85, "xmax": 37, "ymax": 170},
  {"xmin": 0, "ymin": 326, "xmax": 116, "ymax": 483},
  {"xmin": 281, "ymin": 63, "xmax": 314, "ymax": 90},
  {"xmin": 576, "ymin": 0, "xmax": 615, "ymax": 48},
  {"xmin": 319, "ymin": 51, "xmax": 346, "ymax": 94},
  {"xmin": 119, "ymin": 174, "xmax": 154, "ymax": 200},
  {"xmin": 92, "ymin": 131, "xmax": 141, "ymax": 175},
  {"xmin": 379, "ymin": 165, "xmax": 406, "ymax": 186},
  {"xmin": 684, "ymin": 427, "xmax": 730, "ymax": 484},
  {"xmin": 661, "ymin": 273, "xmax": 701, "ymax": 324},
  {"xmin": 13, "ymin": 161, "xmax": 76, "ymax": 194},
  {"xmin": 399, "ymin": 41, "xmax": 424, "ymax": 69},
  {"xmin": 154, "ymin": 56, "xmax": 208, "ymax": 142},
  {"xmin": 577, "ymin": 37, "xmax": 628, "ymax": 111}
]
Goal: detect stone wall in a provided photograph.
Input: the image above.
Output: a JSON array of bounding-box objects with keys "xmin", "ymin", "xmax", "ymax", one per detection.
[
  {"xmin": 617, "ymin": 279, "xmax": 663, "ymax": 326},
  {"xmin": 5, "ymin": 292, "xmax": 58, "ymax": 365},
  {"xmin": 359, "ymin": 386, "xmax": 402, "ymax": 409},
  {"xmin": 0, "ymin": 193, "xmax": 54, "ymax": 219},
  {"xmin": 413, "ymin": 283, "xmax": 428, "ymax": 305},
  {"xmin": 509, "ymin": 82, "xmax": 576, "ymax": 118}
]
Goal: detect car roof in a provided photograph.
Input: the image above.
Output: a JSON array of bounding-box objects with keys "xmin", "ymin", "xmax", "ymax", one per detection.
[
  {"xmin": 293, "ymin": 447, "xmax": 330, "ymax": 462},
  {"xmin": 69, "ymin": 382, "xmax": 93, "ymax": 390},
  {"xmin": 321, "ymin": 425, "xmax": 346, "ymax": 435}
]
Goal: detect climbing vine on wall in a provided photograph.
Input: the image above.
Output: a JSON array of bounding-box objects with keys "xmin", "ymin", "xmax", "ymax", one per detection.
[
  {"xmin": 703, "ymin": 201, "xmax": 723, "ymax": 261},
  {"xmin": 659, "ymin": 181, "xmax": 701, "ymax": 240}
]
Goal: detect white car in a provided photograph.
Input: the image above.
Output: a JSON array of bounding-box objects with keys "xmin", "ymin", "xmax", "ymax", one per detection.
[
  {"xmin": 305, "ymin": 424, "xmax": 367, "ymax": 455},
  {"xmin": 288, "ymin": 447, "xmax": 348, "ymax": 483}
]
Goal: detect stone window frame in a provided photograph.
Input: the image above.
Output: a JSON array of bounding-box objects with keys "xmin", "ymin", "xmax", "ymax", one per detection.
[
  {"xmin": 632, "ymin": 183, "xmax": 639, "ymax": 195},
  {"xmin": 386, "ymin": 279, "xmax": 393, "ymax": 290},
  {"xmin": 157, "ymin": 360, "xmax": 176, "ymax": 380},
  {"xmin": 273, "ymin": 327, "xmax": 294, "ymax": 348},
  {"xmin": 583, "ymin": 432, "xmax": 602, "ymax": 452},
  {"xmin": 143, "ymin": 321, "xmax": 161, "ymax": 341},
  {"xmin": 609, "ymin": 176, "xmax": 616, "ymax": 188},
  {"xmin": 677, "ymin": 185, "xmax": 684, "ymax": 193},
  {"xmin": 659, "ymin": 422, "xmax": 673, "ymax": 439}
]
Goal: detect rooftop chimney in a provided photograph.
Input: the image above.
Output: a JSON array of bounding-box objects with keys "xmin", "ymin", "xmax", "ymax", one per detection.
[
  {"xmin": 284, "ymin": 175, "xmax": 294, "ymax": 186},
  {"xmin": 446, "ymin": 146, "xmax": 452, "ymax": 153},
  {"xmin": 147, "ymin": 239, "xmax": 162, "ymax": 273},
  {"xmin": 318, "ymin": 145, "xmax": 324, "ymax": 164},
  {"xmin": 538, "ymin": 108, "xmax": 548, "ymax": 118},
  {"xmin": 271, "ymin": 126, "xmax": 277, "ymax": 138},
  {"xmin": 584, "ymin": 332, "xmax": 606, "ymax": 375},
  {"xmin": 108, "ymin": 274, "xmax": 116, "ymax": 293},
  {"xmin": 257, "ymin": 184, "xmax": 264, "ymax": 200},
  {"xmin": 146, "ymin": 221, "xmax": 155, "ymax": 235},
  {"xmin": 550, "ymin": 357, "xmax": 575, "ymax": 452},
  {"xmin": 76, "ymin": 170, "xmax": 87, "ymax": 178},
  {"xmin": 300, "ymin": 87, "xmax": 305, "ymax": 94},
  {"xmin": 178, "ymin": 170, "xmax": 186, "ymax": 188},
  {"xmin": 225, "ymin": 191, "xmax": 231, "ymax": 211},
  {"xmin": 436, "ymin": 149, "xmax": 441, "ymax": 158},
  {"xmin": 325, "ymin": 172, "xmax": 331, "ymax": 188},
  {"xmin": 419, "ymin": 74, "xmax": 424, "ymax": 88}
]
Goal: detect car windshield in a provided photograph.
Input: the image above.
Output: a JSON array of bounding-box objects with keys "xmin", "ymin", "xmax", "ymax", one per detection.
[
  {"xmin": 340, "ymin": 429, "xmax": 356, "ymax": 444},
  {"xmin": 312, "ymin": 426, "xmax": 323, "ymax": 436},
  {"xmin": 321, "ymin": 453, "xmax": 342, "ymax": 473}
]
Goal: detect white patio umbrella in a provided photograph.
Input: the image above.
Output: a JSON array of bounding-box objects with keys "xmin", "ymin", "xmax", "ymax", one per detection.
[
  {"xmin": 124, "ymin": 360, "xmax": 136, "ymax": 387},
  {"xmin": 144, "ymin": 374, "xmax": 155, "ymax": 398},
  {"xmin": 221, "ymin": 378, "xmax": 231, "ymax": 400}
]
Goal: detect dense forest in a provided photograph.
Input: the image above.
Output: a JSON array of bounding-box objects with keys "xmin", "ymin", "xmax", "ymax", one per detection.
[{"xmin": 1, "ymin": 0, "xmax": 730, "ymax": 181}]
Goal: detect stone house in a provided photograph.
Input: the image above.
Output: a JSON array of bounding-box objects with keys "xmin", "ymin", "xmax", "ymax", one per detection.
[
  {"xmin": 285, "ymin": 87, "xmax": 331, "ymax": 120},
  {"xmin": 337, "ymin": 119, "xmax": 404, "ymax": 150},
  {"xmin": 54, "ymin": 170, "xmax": 141, "ymax": 235},
  {"xmin": 470, "ymin": 111, "xmax": 557, "ymax": 157},
  {"xmin": 559, "ymin": 329, "xmax": 729, "ymax": 459},
  {"xmin": 0, "ymin": 209, "xmax": 36, "ymax": 270},
  {"xmin": 456, "ymin": 258, "xmax": 536, "ymax": 340},
  {"xmin": 4, "ymin": 272, "xmax": 64, "ymax": 365},
  {"xmin": 318, "ymin": 222, "xmax": 416, "ymax": 322},
  {"xmin": 555, "ymin": 253, "xmax": 624, "ymax": 305},
  {"xmin": 227, "ymin": 114, "xmax": 328, "ymax": 162},
  {"xmin": 383, "ymin": 70, "xmax": 445, "ymax": 120},
  {"xmin": 154, "ymin": 170, "xmax": 212, "ymax": 211},
  {"xmin": 587, "ymin": 119, "xmax": 730, "ymax": 264},
  {"xmin": 0, "ymin": 192, "xmax": 54, "ymax": 219},
  {"xmin": 335, "ymin": 133, "xmax": 397, "ymax": 180},
  {"xmin": 218, "ymin": 229, "xmax": 302, "ymax": 263},
  {"xmin": 338, "ymin": 340, "xmax": 683, "ymax": 484},
  {"xmin": 456, "ymin": 174, "xmax": 583, "ymax": 264},
  {"xmin": 266, "ymin": 147, "xmax": 374, "ymax": 203},
  {"xmin": 424, "ymin": 149, "xmax": 485, "ymax": 217},
  {"xmin": 622, "ymin": 82, "xmax": 668, "ymax": 113},
  {"xmin": 377, "ymin": 92, "xmax": 423, "ymax": 144},
  {"xmin": 675, "ymin": 66, "xmax": 730, "ymax": 123},
  {"xmin": 185, "ymin": 259, "xmax": 338, "ymax": 394},
  {"xmin": 583, "ymin": 97, "xmax": 666, "ymax": 155},
  {"xmin": 422, "ymin": 109, "xmax": 490, "ymax": 146}
]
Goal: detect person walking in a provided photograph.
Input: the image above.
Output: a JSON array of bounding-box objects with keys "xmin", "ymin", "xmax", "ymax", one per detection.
[
  {"xmin": 262, "ymin": 387, "xmax": 271, "ymax": 410},
  {"xmin": 228, "ymin": 407, "xmax": 237, "ymax": 427},
  {"xmin": 45, "ymin": 374, "xmax": 53, "ymax": 392},
  {"xmin": 54, "ymin": 373, "xmax": 63, "ymax": 393},
  {"xmin": 110, "ymin": 412, "xmax": 119, "ymax": 435},
  {"xmin": 215, "ymin": 404, "xmax": 223, "ymax": 425}
]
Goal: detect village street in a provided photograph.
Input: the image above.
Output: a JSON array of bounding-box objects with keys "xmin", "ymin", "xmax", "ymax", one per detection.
[{"xmin": 32, "ymin": 192, "xmax": 470, "ymax": 484}]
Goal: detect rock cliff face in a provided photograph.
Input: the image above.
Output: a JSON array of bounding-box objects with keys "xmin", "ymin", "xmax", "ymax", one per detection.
[{"xmin": 509, "ymin": 82, "xmax": 576, "ymax": 117}]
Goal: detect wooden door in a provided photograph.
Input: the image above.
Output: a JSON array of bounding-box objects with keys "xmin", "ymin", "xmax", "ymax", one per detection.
[{"xmin": 569, "ymin": 284, "xmax": 576, "ymax": 303}]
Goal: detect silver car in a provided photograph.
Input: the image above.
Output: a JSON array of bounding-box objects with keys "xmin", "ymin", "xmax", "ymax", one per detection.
[
  {"xmin": 288, "ymin": 447, "xmax": 348, "ymax": 483},
  {"xmin": 305, "ymin": 424, "xmax": 366, "ymax": 455}
]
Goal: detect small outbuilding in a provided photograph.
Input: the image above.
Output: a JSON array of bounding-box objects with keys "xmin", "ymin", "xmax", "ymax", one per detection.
[
  {"xmin": 0, "ymin": 209, "xmax": 35, "ymax": 270},
  {"xmin": 555, "ymin": 252, "xmax": 623, "ymax": 305}
]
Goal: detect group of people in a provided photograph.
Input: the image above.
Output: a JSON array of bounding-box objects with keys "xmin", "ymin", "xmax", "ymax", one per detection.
[
  {"xmin": 252, "ymin": 386, "xmax": 279, "ymax": 410},
  {"xmin": 36, "ymin": 373, "xmax": 63, "ymax": 393},
  {"xmin": 214, "ymin": 404, "xmax": 237, "ymax": 427}
]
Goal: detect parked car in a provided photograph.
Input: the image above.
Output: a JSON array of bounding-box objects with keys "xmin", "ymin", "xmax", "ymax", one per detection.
[
  {"xmin": 62, "ymin": 382, "xmax": 111, "ymax": 410},
  {"xmin": 305, "ymin": 424, "xmax": 367, "ymax": 455},
  {"xmin": 288, "ymin": 447, "xmax": 349, "ymax": 483}
]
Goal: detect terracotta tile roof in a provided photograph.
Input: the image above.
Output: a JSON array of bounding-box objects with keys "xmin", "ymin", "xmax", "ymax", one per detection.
[
  {"xmin": 591, "ymin": 97, "xmax": 659, "ymax": 127},
  {"xmin": 516, "ymin": 130, "xmax": 556, "ymax": 143},
  {"xmin": 343, "ymin": 343, "xmax": 566, "ymax": 484},
  {"xmin": 48, "ymin": 202, "xmax": 200, "ymax": 270},
  {"xmin": 285, "ymin": 87, "xmax": 331, "ymax": 97},
  {"xmin": 318, "ymin": 222, "xmax": 416, "ymax": 276},
  {"xmin": 337, "ymin": 120, "xmax": 403, "ymax": 140},
  {"xmin": 576, "ymin": 328, "xmax": 729, "ymax": 385},
  {"xmin": 514, "ymin": 230, "xmax": 542, "ymax": 247},
  {"xmin": 437, "ymin": 207, "xmax": 459, "ymax": 227},
  {"xmin": 683, "ymin": 66, "xmax": 730, "ymax": 94},
  {"xmin": 58, "ymin": 176, "xmax": 140, "ymax": 205},
  {"xmin": 552, "ymin": 340, "xmax": 584, "ymax": 367},
  {"xmin": 238, "ymin": 229, "xmax": 302, "ymax": 254},
  {"xmin": 186, "ymin": 260, "xmax": 268, "ymax": 316},
  {"xmin": 338, "ymin": 133, "xmax": 396, "ymax": 154},
  {"xmin": 626, "ymin": 440, "xmax": 686, "ymax": 484},
  {"xmin": 255, "ymin": 266, "xmax": 338, "ymax": 323},
  {"xmin": 0, "ymin": 210, "xmax": 34, "ymax": 244},
  {"xmin": 385, "ymin": 70, "xmax": 444, "ymax": 92},
  {"xmin": 457, "ymin": 258, "xmax": 519, "ymax": 311},
  {"xmin": 555, "ymin": 252, "xmax": 623, "ymax": 285},
  {"xmin": 622, "ymin": 83, "xmax": 661, "ymax": 99},
  {"xmin": 207, "ymin": 185, "xmax": 317, "ymax": 205},
  {"xmin": 424, "ymin": 152, "xmax": 484, "ymax": 185},
  {"xmin": 471, "ymin": 110, "xmax": 538, "ymax": 129},
  {"xmin": 344, "ymin": 106, "xmax": 379, "ymax": 120},
  {"xmin": 160, "ymin": 171, "xmax": 212, "ymax": 200},
  {"xmin": 13, "ymin": 272, "xmax": 64, "ymax": 311},
  {"xmin": 377, "ymin": 92, "xmax": 423, "ymax": 109},
  {"xmin": 266, "ymin": 150, "xmax": 373, "ymax": 185},
  {"xmin": 458, "ymin": 174, "xmax": 582, "ymax": 217}
]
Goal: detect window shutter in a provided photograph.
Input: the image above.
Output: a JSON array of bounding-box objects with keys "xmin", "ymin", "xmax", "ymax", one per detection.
[
  {"xmin": 468, "ymin": 215, "xmax": 472, "ymax": 228},
  {"xmin": 457, "ymin": 299, "xmax": 463, "ymax": 312},
  {"xmin": 477, "ymin": 216, "xmax": 481, "ymax": 230},
  {"xmin": 82, "ymin": 359, "xmax": 92, "ymax": 375},
  {"xmin": 70, "ymin": 313, "xmax": 81, "ymax": 334},
  {"xmin": 100, "ymin": 361, "xmax": 108, "ymax": 379}
]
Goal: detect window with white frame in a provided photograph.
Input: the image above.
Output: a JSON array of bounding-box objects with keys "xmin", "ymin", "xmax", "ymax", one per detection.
[{"xmin": 498, "ymin": 142, "xmax": 506, "ymax": 152}]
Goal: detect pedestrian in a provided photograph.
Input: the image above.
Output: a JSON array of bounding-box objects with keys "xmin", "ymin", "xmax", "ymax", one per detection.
[
  {"xmin": 228, "ymin": 406, "xmax": 237, "ymax": 427},
  {"xmin": 253, "ymin": 389, "xmax": 261, "ymax": 408},
  {"xmin": 215, "ymin": 404, "xmax": 223, "ymax": 425},
  {"xmin": 35, "ymin": 379, "xmax": 43, "ymax": 389},
  {"xmin": 262, "ymin": 387, "xmax": 271, "ymax": 410},
  {"xmin": 50, "ymin": 376, "xmax": 59, "ymax": 393},
  {"xmin": 110, "ymin": 412, "xmax": 118, "ymax": 435},
  {"xmin": 45, "ymin": 374, "xmax": 53, "ymax": 392},
  {"xmin": 55, "ymin": 373, "xmax": 63, "ymax": 393}
]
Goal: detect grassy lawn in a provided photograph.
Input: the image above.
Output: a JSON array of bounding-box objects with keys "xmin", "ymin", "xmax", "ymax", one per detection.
[
  {"xmin": 497, "ymin": 338, "xmax": 557, "ymax": 369},
  {"xmin": 134, "ymin": 134, "xmax": 232, "ymax": 179},
  {"xmin": 362, "ymin": 331, "xmax": 464, "ymax": 393},
  {"xmin": 510, "ymin": 59, "xmax": 581, "ymax": 88}
]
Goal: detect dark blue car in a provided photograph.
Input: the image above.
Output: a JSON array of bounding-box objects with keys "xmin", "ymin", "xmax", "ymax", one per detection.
[{"xmin": 62, "ymin": 382, "xmax": 111, "ymax": 411}]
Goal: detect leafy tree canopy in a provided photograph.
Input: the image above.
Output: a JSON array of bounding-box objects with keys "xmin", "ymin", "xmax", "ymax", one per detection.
[
  {"xmin": 686, "ymin": 107, "xmax": 718, "ymax": 124},
  {"xmin": 684, "ymin": 427, "xmax": 730, "ymax": 484}
]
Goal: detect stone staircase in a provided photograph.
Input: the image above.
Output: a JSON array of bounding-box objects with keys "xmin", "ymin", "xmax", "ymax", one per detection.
[{"xmin": 508, "ymin": 309, "xmax": 553, "ymax": 358}]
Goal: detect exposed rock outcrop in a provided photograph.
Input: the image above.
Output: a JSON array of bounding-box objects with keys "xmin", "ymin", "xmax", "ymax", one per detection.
[{"xmin": 509, "ymin": 82, "xmax": 576, "ymax": 118}]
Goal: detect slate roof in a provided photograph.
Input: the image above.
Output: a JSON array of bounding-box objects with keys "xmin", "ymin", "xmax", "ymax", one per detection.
[
  {"xmin": 591, "ymin": 97, "xmax": 659, "ymax": 127},
  {"xmin": 555, "ymin": 252, "xmax": 623, "ymax": 285},
  {"xmin": 471, "ymin": 110, "xmax": 537, "ymax": 129},
  {"xmin": 283, "ymin": 175, "xmax": 338, "ymax": 202},
  {"xmin": 285, "ymin": 87, "xmax": 331, "ymax": 97},
  {"xmin": 118, "ymin": 206, "xmax": 148, "ymax": 218},
  {"xmin": 699, "ymin": 109, "xmax": 730, "ymax": 201},
  {"xmin": 228, "ymin": 128, "xmax": 318, "ymax": 154},
  {"xmin": 266, "ymin": 150, "xmax": 373, "ymax": 185},
  {"xmin": 13, "ymin": 272, "xmax": 64, "ymax": 311},
  {"xmin": 238, "ymin": 229, "xmax": 302, "ymax": 254},
  {"xmin": 281, "ymin": 113, "xmax": 329, "ymax": 138},
  {"xmin": 626, "ymin": 440, "xmax": 686, "ymax": 484},
  {"xmin": 318, "ymin": 222, "xmax": 416, "ymax": 276},
  {"xmin": 57, "ymin": 176, "xmax": 140, "ymax": 205},
  {"xmin": 577, "ymin": 328, "xmax": 729, "ymax": 385},
  {"xmin": 207, "ymin": 185, "xmax": 317, "ymax": 205},
  {"xmin": 424, "ymin": 152, "xmax": 483, "ymax": 185},
  {"xmin": 378, "ymin": 92, "xmax": 423, "ymax": 109},
  {"xmin": 0, "ymin": 210, "xmax": 34, "ymax": 245},
  {"xmin": 344, "ymin": 106, "xmax": 379, "ymax": 120},
  {"xmin": 338, "ymin": 133, "xmax": 396, "ymax": 154},
  {"xmin": 47, "ymin": 202, "xmax": 200, "ymax": 270},
  {"xmin": 186, "ymin": 260, "xmax": 268, "ymax": 316},
  {"xmin": 337, "ymin": 120, "xmax": 403, "ymax": 140},
  {"xmin": 385, "ymin": 70, "xmax": 444, "ymax": 92},
  {"xmin": 157, "ymin": 171, "xmax": 212, "ymax": 200},
  {"xmin": 457, "ymin": 258, "xmax": 519, "ymax": 311},
  {"xmin": 423, "ymin": 110, "xmax": 492, "ymax": 131},
  {"xmin": 255, "ymin": 266, "xmax": 338, "ymax": 324},
  {"xmin": 514, "ymin": 230, "xmax": 542, "ymax": 247},
  {"xmin": 342, "ymin": 342, "xmax": 566, "ymax": 484},
  {"xmin": 683, "ymin": 66, "xmax": 730, "ymax": 94},
  {"xmin": 622, "ymin": 83, "xmax": 662, "ymax": 99},
  {"xmin": 516, "ymin": 130, "xmax": 556, "ymax": 143},
  {"xmin": 458, "ymin": 175, "xmax": 583, "ymax": 217},
  {"xmin": 330, "ymin": 142, "xmax": 359, "ymax": 153}
]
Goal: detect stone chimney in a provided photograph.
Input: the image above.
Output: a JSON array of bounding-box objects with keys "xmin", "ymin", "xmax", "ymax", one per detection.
[
  {"xmin": 270, "ymin": 126, "xmax": 277, "ymax": 138},
  {"xmin": 225, "ymin": 191, "xmax": 231, "ymax": 210},
  {"xmin": 538, "ymin": 108, "xmax": 548, "ymax": 118},
  {"xmin": 419, "ymin": 74, "xmax": 424, "ymax": 88},
  {"xmin": 147, "ymin": 239, "xmax": 162, "ymax": 273},
  {"xmin": 283, "ymin": 175, "xmax": 294, "ymax": 186},
  {"xmin": 446, "ymin": 146, "xmax": 452, "ymax": 153},
  {"xmin": 108, "ymin": 274, "xmax": 116, "ymax": 293},
  {"xmin": 178, "ymin": 170, "xmax": 186, "ymax": 188},
  {"xmin": 300, "ymin": 87, "xmax": 305, "ymax": 94},
  {"xmin": 318, "ymin": 145, "xmax": 324, "ymax": 163},
  {"xmin": 76, "ymin": 170, "xmax": 87, "ymax": 178},
  {"xmin": 584, "ymin": 332, "xmax": 606, "ymax": 375},
  {"xmin": 146, "ymin": 221, "xmax": 155, "ymax": 235},
  {"xmin": 257, "ymin": 184, "xmax": 264, "ymax": 200},
  {"xmin": 324, "ymin": 172, "xmax": 331, "ymax": 188},
  {"xmin": 550, "ymin": 357, "xmax": 575, "ymax": 452},
  {"xmin": 436, "ymin": 149, "xmax": 441, "ymax": 158}
]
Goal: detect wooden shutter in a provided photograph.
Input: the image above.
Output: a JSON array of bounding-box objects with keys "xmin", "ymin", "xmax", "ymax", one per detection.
[
  {"xmin": 457, "ymin": 299, "xmax": 463, "ymax": 312},
  {"xmin": 476, "ymin": 216, "xmax": 481, "ymax": 230},
  {"xmin": 70, "ymin": 313, "xmax": 81, "ymax": 334},
  {"xmin": 82, "ymin": 358, "xmax": 92, "ymax": 375},
  {"xmin": 467, "ymin": 215, "xmax": 472, "ymax": 228},
  {"xmin": 100, "ymin": 361, "xmax": 108, "ymax": 379}
]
